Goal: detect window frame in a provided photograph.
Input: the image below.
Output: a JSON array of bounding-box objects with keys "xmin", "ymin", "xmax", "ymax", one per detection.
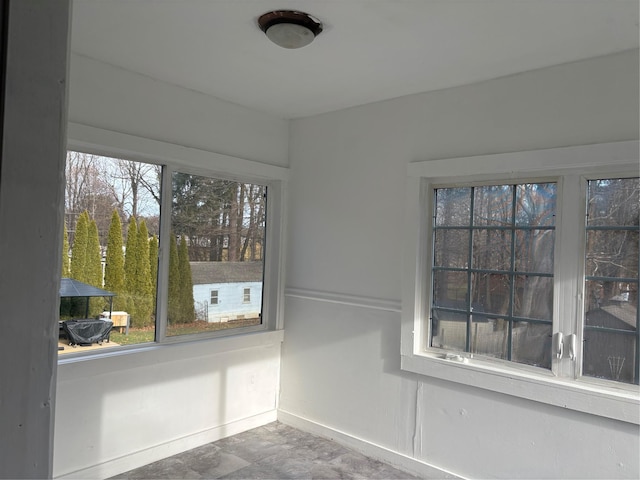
[
  {"xmin": 210, "ymin": 290, "xmax": 219, "ymax": 305},
  {"xmin": 61, "ymin": 123, "xmax": 288, "ymax": 359},
  {"xmin": 401, "ymin": 141, "xmax": 640, "ymax": 424}
]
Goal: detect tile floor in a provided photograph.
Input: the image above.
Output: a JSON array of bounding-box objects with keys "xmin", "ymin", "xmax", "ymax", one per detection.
[{"xmin": 110, "ymin": 421, "xmax": 422, "ymax": 479}]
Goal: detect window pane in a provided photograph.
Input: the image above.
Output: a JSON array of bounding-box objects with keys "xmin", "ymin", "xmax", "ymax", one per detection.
[
  {"xmin": 60, "ymin": 152, "xmax": 161, "ymax": 355},
  {"xmin": 434, "ymin": 229, "xmax": 469, "ymax": 268},
  {"xmin": 433, "ymin": 271, "xmax": 468, "ymax": 309},
  {"xmin": 471, "ymin": 272, "xmax": 510, "ymax": 316},
  {"xmin": 515, "ymin": 229, "xmax": 554, "ymax": 274},
  {"xmin": 431, "ymin": 310, "xmax": 467, "ymax": 351},
  {"xmin": 585, "ymin": 230, "xmax": 638, "ymax": 279},
  {"xmin": 472, "ymin": 229, "xmax": 511, "ymax": 271},
  {"xmin": 513, "ymin": 275, "xmax": 553, "ymax": 320},
  {"xmin": 587, "ymin": 178, "xmax": 639, "ymax": 227},
  {"xmin": 584, "ymin": 280, "xmax": 637, "ymax": 331},
  {"xmin": 470, "ymin": 316, "xmax": 507, "ymax": 360},
  {"xmin": 584, "ymin": 177, "xmax": 639, "ymax": 385},
  {"xmin": 168, "ymin": 174, "xmax": 265, "ymax": 336},
  {"xmin": 583, "ymin": 330, "xmax": 636, "ymax": 384},
  {"xmin": 473, "ymin": 185, "xmax": 512, "ymax": 226},
  {"xmin": 515, "ymin": 183, "xmax": 556, "ymax": 226},
  {"xmin": 435, "ymin": 187, "xmax": 471, "ymax": 227},
  {"xmin": 511, "ymin": 321, "xmax": 552, "ymax": 368}
]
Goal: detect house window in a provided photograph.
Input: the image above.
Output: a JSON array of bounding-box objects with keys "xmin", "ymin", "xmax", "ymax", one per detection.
[
  {"xmin": 401, "ymin": 142, "xmax": 639, "ymax": 423},
  {"xmin": 583, "ymin": 178, "xmax": 639, "ymax": 384},
  {"xmin": 243, "ymin": 288, "xmax": 251, "ymax": 303},
  {"xmin": 59, "ymin": 140, "xmax": 285, "ymax": 357},
  {"xmin": 431, "ymin": 183, "xmax": 556, "ymax": 369},
  {"xmin": 167, "ymin": 172, "xmax": 266, "ymax": 337}
]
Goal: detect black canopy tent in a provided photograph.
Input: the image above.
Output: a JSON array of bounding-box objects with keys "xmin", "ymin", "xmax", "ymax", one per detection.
[
  {"xmin": 59, "ymin": 278, "xmax": 115, "ymax": 319},
  {"xmin": 59, "ymin": 279, "xmax": 116, "ymax": 347}
]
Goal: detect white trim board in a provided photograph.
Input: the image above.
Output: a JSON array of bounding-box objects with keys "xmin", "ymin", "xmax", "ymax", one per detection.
[
  {"xmin": 277, "ymin": 410, "xmax": 464, "ymax": 480},
  {"xmin": 54, "ymin": 410, "xmax": 277, "ymax": 480},
  {"xmin": 285, "ymin": 288, "xmax": 401, "ymax": 313}
]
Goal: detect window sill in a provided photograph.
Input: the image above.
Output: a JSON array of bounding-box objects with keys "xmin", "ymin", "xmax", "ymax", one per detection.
[
  {"xmin": 401, "ymin": 352, "xmax": 640, "ymax": 425},
  {"xmin": 58, "ymin": 329, "xmax": 284, "ymax": 376}
]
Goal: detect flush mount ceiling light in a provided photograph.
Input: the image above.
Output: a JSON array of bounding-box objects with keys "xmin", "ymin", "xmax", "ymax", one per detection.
[{"xmin": 258, "ymin": 10, "xmax": 323, "ymax": 49}]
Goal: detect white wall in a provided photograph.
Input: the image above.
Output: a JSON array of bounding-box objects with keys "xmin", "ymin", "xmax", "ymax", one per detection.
[
  {"xmin": 52, "ymin": 55, "xmax": 289, "ymax": 478},
  {"xmin": 0, "ymin": 2, "xmax": 70, "ymax": 477},
  {"xmin": 280, "ymin": 50, "xmax": 640, "ymax": 479}
]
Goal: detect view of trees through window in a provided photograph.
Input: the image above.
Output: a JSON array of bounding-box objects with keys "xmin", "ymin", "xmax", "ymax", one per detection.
[
  {"xmin": 59, "ymin": 151, "xmax": 265, "ymax": 353},
  {"xmin": 431, "ymin": 183, "xmax": 556, "ymax": 369},
  {"xmin": 583, "ymin": 177, "xmax": 639, "ymax": 384}
]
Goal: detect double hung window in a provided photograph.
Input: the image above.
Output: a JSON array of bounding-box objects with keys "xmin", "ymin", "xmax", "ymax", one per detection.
[{"xmin": 401, "ymin": 142, "xmax": 639, "ymax": 422}]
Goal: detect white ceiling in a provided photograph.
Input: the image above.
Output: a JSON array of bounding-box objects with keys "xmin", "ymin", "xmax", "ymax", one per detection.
[{"xmin": 70, "ymin": 0, "xmax": 639, "ymax": 119}]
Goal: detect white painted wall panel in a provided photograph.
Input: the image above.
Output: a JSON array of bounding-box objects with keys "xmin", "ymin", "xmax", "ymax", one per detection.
[
  {"xmin": 282, "ymin": 50, "xmax": 640, "ymax": 479},
  {"xmin": 68, "ymin": 54, "xmax": 289, "ymax": 167},
  {"xmin": 54, "ymin": 337, "xmax": 282, "ymax": 478}
]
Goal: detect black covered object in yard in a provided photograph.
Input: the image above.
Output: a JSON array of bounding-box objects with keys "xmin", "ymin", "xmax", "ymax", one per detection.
[{"xmin": 62, "ymin": 319, "xmax": 113, "ymax": 346}]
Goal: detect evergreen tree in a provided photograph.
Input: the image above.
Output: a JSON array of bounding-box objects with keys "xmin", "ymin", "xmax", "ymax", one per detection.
[
  {"xmin": 62, "ymin": 223, "xmax": 70, "ymax": 277},
  {"xmin": 104, "ymin": 210, "xmax": 126, "ymax": 311},
  {"xmin": 86, "ymin": 220, "xmax": 103, "ymax": 287},
  {"xmin": 178, "ymin": 235, "xmax": 195, "ymax": 323},
  {"xmin": 86, "ymin": 219, "xmax": 104, "ymax": 316},
  {"xmin": 123, "ymin": 217, "xmax": 139, "ymax": 318},
  {"xmin": 70, "ymin": 211, "xmax": 89, "ymax": 283},
  {"xmin": 133, "ymin": 220, "xmax": 153, "ymax": 327},
  {"xmin": 149, "ymin": 234, "xmax": 159, "ymax": 309},
  {"xmin": 167, "ymin": 233, "xmax": 181, "ymax": 325}
]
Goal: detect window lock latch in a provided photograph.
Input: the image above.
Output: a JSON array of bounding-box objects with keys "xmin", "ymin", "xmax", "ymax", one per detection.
[{"xmin": 553, "ymin": 332, "xmax": 564, "ymax": 359}]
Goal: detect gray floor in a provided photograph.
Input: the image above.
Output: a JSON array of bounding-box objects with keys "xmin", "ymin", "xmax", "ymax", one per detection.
[{"xmin": 110, "ymin": 421, "xmax": 422, "ymax": 479}]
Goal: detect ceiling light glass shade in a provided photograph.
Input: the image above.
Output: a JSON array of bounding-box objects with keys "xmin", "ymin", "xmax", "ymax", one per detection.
[
  {"xmin": 258, "ymin": 10, "xmax": 323, "ymax": 49},
  {"xmin": 265, "ymin": 23, "xmax": 315, "ymax": 49}
]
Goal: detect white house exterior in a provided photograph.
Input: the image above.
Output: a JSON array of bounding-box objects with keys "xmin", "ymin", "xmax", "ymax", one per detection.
[{"xmin": 191, "ymin": 262, "xmax": 263, "ymax": 323}]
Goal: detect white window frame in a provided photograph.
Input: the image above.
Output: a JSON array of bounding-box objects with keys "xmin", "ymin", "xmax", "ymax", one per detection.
[
  {"xmin": 243, "ymin": 287, "xmax": 251, "ymax": 303},
  {"xmin": 210, "ymin": 290, "xmax": 219, "ymax": 305},
  {"xmin": 401, "ymin": 141, "xmax": 640, "ymax": 424},
  {"xmin": 61, "ymin": 123, "xmax": 288, "ymax": 359}
]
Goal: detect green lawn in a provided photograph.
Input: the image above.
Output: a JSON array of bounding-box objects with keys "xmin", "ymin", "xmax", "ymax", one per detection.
[{"xmin": 109, "ymin": 319, "xmax": 261, "ymax": 345}]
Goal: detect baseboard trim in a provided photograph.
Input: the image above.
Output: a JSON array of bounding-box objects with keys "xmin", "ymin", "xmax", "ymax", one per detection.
[
  {"xmin": 277, "ymin": 410, "xmax": 464, "ymax": 479},
  {"xmin": 54, "ymin": 410, "xmax": 278, "ymax": 480}
]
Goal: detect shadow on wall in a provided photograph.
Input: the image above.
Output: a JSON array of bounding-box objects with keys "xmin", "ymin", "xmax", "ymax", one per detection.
[{"xmin": 53, "ymin": 339, "xmax": 280, "ymax": 478}]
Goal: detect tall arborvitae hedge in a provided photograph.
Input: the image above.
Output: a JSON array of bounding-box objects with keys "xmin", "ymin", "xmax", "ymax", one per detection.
[
  {"xmin": 69, "ymin": 211, "xmax": 89, "ymax": 317},
  {"xmin": 70, "ymin": 211, "xmax": 89, "ymax": 282},
  {"xmin": 178, "ymin": 235, "xmax": 195, "ymax": 323},
  {"xmin": 133, "ymin": 220, "xmax": 153, "ymax": 327},
  {"xmin": 104, "ymin": 210, "xmax": 126, "ymax": 311},
  {"xmin": 86, "ymin": 219, "xmax": 104, "ymax": 316},
  {"xmin": 167, "ymin": 233, "xmax": 181, "ymax": 325},
  {"xmin": 62, "ymin": 223, "xmax": 70, "ymax": 277},
  {"xmin": 123, "ymin": 217, "xmax": 139, "ymax": 318},
  {"xmin": 149, "ymin": 234, "xmax": 159, "ymax": 308}
]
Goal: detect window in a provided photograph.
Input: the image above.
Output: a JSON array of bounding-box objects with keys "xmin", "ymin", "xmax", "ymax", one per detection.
[
  {"xmin": 59, "ymin": 139, "xmax": 285, "ymax": 357},
  {"xmin": 167, "ymin": 172, "xmax": 265, "ymax": 337},
  {"xmin": 431, "ymin": 183, "xmax": 556, "ymax": 369},
  {"xmin": 583, "ymin": 178, "xmax": 639, "ymax": 384},
  {"xmin": 243, "ymin": 288, "xmax": 251, "ymax": 303},
  {"xmin": 401, "ymin": 142, "xmax": 640, "ymax": 423}
]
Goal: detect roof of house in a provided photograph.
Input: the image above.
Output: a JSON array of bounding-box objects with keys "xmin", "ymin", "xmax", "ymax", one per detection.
[
  {"xmin": 190, "ymin": 262, "xmax": 263, "ymax": 285},
  {"xmin": 600, "ymin": 303, "xmax": 637, "ymax": 329}
]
